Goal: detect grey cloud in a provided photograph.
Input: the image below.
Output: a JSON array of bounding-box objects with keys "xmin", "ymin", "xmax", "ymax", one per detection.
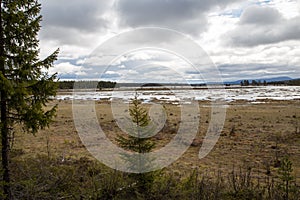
[
  {"xmin": 116, "ymin": 0, "xmax": 240, "ymax": 36},
  {"xmin": 39, "ymin": 0, "xmax": 111, "ymax": 45},
  {"xmin": 40, "ymin": 26, "xmax": 85, "ymax": 45},
  {"xmin": 240, "ymin": 5, "xmax": 283, "ymax": 25},
  {"xmin": 41, "ymin": 0, "xmax": 110, "ymax": 31},
  {"xmin": 225, "ymin": 6, "xmax": 300, "ymax": 46},
  {"xmin": 185, "ymin": 71, "xmax": 200, "ymax": 75},
  {"xmin": 282, "ymin": 17, "xmax": 300, "ymax": 40}
]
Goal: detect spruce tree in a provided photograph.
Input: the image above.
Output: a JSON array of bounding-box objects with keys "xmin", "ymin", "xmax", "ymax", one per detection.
[
  {"xmin": 0, "ymin": 0, "xmax": 58, "ymax": 198},
  {"xmin": 278, "ymin": 158, "xmax": 294, "ymax": 200},
  {"xmin": 116, "ymin": 94, "xmax": 156, "ymax": 195},
  {"xmin": 117, "ymin": 95, "xmax": 155, "ymax": 154}
]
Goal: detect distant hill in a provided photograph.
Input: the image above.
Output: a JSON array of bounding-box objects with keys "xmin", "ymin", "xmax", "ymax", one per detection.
[{"xmin": 264, "ymin": 76, "xmax": 293, "ymax": 82}]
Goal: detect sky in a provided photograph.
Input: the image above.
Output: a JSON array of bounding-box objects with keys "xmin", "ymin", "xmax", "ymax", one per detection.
[{"xmin": 38, "ymin": 0, "xmax": 300, "ymax": 83}]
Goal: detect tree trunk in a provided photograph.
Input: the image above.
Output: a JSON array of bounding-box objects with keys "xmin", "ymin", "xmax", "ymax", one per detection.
[
  {"xmin": 0, "ymin": 0, "xmax": 11, "ymax": 199},
  {"xmin": 1, "ymin": 96, "xmax": 10, "ymax": 199}
]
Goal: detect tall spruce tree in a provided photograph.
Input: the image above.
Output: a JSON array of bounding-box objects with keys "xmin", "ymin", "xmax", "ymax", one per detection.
[{"xmin": 0, "ymin": 0, "xmax": 58, "ymax": 198}]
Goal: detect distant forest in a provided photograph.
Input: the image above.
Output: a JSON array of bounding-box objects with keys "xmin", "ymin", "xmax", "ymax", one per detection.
[
  {"xmin": 241, "ymin": 79, "xmax": 300, "ymax": 86},
  {"xmin": 286, "ymin": 79, "xmax": 300, "ymax": 86},
  {"xmin": 58, "ymin": 81, "xmax": 116, "ymax": 89},
  {"xmin": 240, "ymin": 80, "xmax": 267, "ymax": 86},
  {"xmin": 57, "ymin": 81, "xmax": 206, "ymax": 89}
]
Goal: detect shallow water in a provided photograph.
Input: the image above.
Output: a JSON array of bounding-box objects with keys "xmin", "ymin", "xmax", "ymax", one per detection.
[{"xmin": 56, "ymin": 86, "xmax": 300, "ymax": 102}]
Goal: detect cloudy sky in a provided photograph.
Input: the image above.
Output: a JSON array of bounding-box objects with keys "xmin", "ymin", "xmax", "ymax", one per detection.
[{"xmin": 38, "ymin": 0, "xmax": 300, "ymax": 83}]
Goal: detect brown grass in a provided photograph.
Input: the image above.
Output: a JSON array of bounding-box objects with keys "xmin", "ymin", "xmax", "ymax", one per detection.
[{"xmin": 13, "ymin": 99, "xmax": 300, "ymax": 182}]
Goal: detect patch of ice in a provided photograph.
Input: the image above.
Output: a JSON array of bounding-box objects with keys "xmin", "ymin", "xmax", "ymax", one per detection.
[{"xmin": 57, "ymin": 86, "xmax": 300, "ymax": 102}]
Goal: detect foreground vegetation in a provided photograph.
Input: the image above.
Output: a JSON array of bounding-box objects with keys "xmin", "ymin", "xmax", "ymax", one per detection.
[{"xmin": 1, "ymin": 153, "xmax": 298, "ymax": 199}]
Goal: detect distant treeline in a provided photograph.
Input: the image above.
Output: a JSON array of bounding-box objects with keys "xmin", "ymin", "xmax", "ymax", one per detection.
[
  {"xmin": 118, "ymin": 83, "xmax": 192, "ymax": 87},
  {"xmin": 58, "ymin": 82, "xmax": 208, "ymax": 89},
  {"xmin": 58, "ymin": 81, "xmax": 117, "ymax": 89},
  {"xmin": 286, "ymin": 79, "xmax": 300, "ymax": 86},
  {"xmin": 240, "ymin": 80, "xmax": 268, "ymax": 86},
  {"xmin": 240, "ymin": 79, "xmax": 300, "ymax": 86}
]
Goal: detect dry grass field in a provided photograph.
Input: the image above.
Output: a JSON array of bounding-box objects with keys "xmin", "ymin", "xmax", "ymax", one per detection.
[{"xmin": 14, "ymin": 99, "xmax": 300, "ymax": 183}]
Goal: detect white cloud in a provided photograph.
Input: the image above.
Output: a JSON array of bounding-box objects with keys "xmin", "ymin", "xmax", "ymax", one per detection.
[
  {"xmin": 49, "ymin": 62, "xmax": 85, "ymax": 76},
  {"xmin": 268, "ymin": 0, "xmax": 299, "ymax": 19},
  {"xmin": 118, "ymin": 65, "xmax": 126, "ymax": 69},
  {"xmin": 105, "ymin": 71, "xmax": 120, "ymax": 75},
  {"xmin": 129, "ymin": 52, "xmax": 156, "ymax": 61}
]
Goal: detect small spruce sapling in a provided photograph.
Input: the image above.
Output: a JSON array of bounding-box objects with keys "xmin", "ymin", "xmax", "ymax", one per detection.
[{"xmin": 116, "ymin": 93, "xmax": 156, "ymax": 194}]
